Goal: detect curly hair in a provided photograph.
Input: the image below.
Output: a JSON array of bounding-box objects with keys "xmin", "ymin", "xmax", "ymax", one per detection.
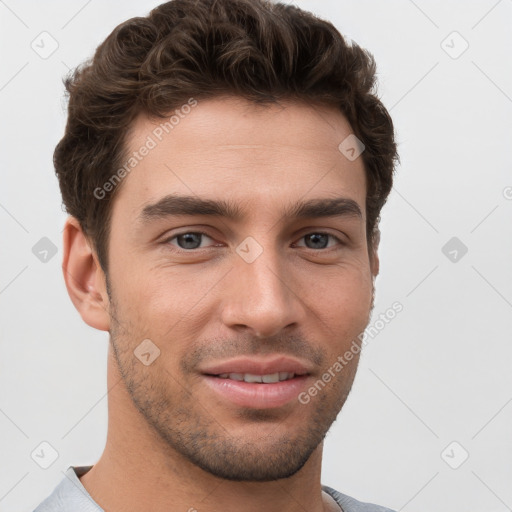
[{"xmin": 55, "ymin": 0, "xmax": 398, "ymax": 272}]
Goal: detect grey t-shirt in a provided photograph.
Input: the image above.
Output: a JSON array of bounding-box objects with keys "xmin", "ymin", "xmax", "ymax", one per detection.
[{"xmin": 33, "ymin": 466, "xmax": 396, "ymax": 512}]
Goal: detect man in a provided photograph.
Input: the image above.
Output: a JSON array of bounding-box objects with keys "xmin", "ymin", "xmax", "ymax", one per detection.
[{"xmin": 34, "ymin": 0, "xmax": 398, "ymax": 510}]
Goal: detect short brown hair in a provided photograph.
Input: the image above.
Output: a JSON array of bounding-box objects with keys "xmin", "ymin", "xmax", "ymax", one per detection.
[{"xmin": 55, "ymin": 0, "xmax": 398, "ymax": 272}]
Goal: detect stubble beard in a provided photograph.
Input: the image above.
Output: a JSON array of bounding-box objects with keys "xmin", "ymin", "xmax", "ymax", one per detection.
[{"xmin": 105, "ymin": 280, "xmax": 374, "ymax": 482}]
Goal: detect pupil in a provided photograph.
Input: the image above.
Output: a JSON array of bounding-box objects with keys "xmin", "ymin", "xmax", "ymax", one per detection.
[
  {"xmin": 306, "ymin": 233, "xmax": 328, "ymax": 249},
  {"xmin": 178, "ymin": 233, "xmax": 202, "ymax": 249}
]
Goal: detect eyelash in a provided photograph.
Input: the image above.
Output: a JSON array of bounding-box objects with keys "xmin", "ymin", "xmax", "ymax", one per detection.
[{"xmin": 162, "ymin": 230, "xmax": 345, "ymax": 251}]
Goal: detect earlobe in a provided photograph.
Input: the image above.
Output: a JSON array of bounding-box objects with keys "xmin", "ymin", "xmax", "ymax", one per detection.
[{"xmin": 62, "ymin": 216, "xmax": 110, "ymax": 331}]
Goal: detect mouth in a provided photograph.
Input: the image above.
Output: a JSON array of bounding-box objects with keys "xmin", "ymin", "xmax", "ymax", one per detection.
[
  {"xmin": 202, "ymin": 374, "xmax": 310, "ymax": 409},
  {"xmin": 200, "ymin": 356, "xmax": 313, "ymax": 409}
]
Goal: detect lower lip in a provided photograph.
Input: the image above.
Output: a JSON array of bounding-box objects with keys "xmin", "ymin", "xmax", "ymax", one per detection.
[{"xmin": 202, "ymin": 375, "xmax": 310, "ymax": 409}]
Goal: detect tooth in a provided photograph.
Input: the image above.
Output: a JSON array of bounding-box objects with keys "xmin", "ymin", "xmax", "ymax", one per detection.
[
  {"xmin": 244, "ymin": 373, "xmax": 263, "ymax": 383},
  {"xmin": 223, "ymin": 372, "xmax": 297, "ymax": 382}
]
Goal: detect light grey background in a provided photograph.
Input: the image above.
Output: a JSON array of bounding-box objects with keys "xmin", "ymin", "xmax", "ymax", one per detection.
[{"xmin": 1, "ymin": 0, "xmax": 511, "ymax": 510}]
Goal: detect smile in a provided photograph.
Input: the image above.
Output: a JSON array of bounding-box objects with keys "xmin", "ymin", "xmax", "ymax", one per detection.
[{"xmin": 202, "ymin": 372, "xmax": 310, "ymax": 409}]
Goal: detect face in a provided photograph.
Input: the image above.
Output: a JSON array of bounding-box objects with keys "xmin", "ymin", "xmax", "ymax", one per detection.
[{"xmin": 104, "ymin": 96, "xmax": 376, "ymax": 481}]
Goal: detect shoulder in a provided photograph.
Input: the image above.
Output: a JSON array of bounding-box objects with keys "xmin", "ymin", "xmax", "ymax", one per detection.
[
  {"xmin": 33, "ymin": 466, "xmax": 101, "ymax": 512},
  {"xmin": 322, "ymin": 485, "xmax": 396, "ymax": 512}
]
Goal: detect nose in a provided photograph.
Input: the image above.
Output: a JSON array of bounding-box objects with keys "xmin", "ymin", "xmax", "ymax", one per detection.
[{"xmin": 220, "ymin": 248, "xmax": 306, "ymax": 339}]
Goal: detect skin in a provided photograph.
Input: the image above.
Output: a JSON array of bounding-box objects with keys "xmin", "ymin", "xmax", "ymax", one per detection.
[{"xmin": 63, "ymin": 96, "xmax": 379, "ymax": 512}]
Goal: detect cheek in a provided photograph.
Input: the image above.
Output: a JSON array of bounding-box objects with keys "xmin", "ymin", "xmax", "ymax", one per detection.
[
  {"xmin": 113, "ymin": 262, "xmax": 224, "ymax": 337},
  {"xmin": 300, "ymin": 263, "xmax": 373, "ymax": 343}
]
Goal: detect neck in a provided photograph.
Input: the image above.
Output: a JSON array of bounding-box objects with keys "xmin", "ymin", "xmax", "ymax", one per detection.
[{"xmin": 79, "ymin": 345, "xmax": 337, "ymax": 512}]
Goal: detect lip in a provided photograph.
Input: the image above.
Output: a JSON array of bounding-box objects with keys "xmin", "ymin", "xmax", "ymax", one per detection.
[
  {"xmin": 199, "ymin": 355, "xmax": 313, "ymax": 376},
  {"xmin": 202, "ymin": 374, "xmax": 310, "ymax": 409},
  {"xmin": 199, "ymin": 355, "xmax": 313, "ymax": 409}
]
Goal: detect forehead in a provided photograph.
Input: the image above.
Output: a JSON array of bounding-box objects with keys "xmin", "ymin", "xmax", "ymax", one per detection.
[{"xmin": 114, "ymin": 96, "xmax": 367, "ymax": 220}]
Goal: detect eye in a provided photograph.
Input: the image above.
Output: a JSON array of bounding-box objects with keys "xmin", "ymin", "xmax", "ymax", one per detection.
[
  {"xmin": 165, "ymin": 231, "xmax": 217, "ymax": 250},
  {"xmin": 294, "ymin": 232, "xmax": 343, "ymax": 250},
  {"xmin": 163, "ymin": 231, "xmax": 344, "ymax": 252}
]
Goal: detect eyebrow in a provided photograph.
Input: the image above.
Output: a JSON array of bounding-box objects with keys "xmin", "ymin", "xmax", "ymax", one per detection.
[{"xmin": 138, "ymin": 194, "xmax": 363, "ymax": 224}]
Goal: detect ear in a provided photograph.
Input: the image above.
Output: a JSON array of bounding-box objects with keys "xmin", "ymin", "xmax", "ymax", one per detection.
[
  {"xmin": 62, "ymin": 216, "xmax": 110, "ymax": 331},
  {"xmin": 370, "ymin": 227, "xmax": 380, "ymax": 278}
]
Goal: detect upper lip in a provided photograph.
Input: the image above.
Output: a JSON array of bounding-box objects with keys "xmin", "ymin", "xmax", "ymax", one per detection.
[{"xmin": 200, "ymin": 356, "xmax": 312, "ymax": 376}]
